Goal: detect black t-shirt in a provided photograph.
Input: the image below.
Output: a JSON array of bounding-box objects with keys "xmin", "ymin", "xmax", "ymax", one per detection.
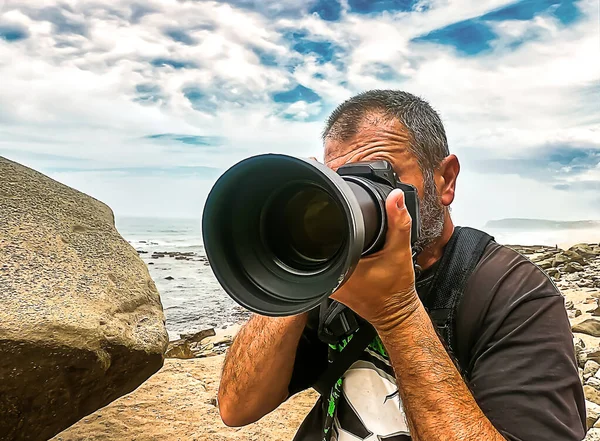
[{"xmin": 288, "ymin": 242, "xmax": 586, "ymax": 441}]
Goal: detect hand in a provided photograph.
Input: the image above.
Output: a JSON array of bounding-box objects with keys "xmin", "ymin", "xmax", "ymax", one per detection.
[{"xmin": 330, "ymin": 189, "xmax": 421, "ymax": 331}]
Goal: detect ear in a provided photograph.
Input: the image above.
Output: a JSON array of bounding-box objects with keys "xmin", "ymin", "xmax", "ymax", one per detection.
[{"xmin": 436, "ymin": 154, "xmax": 460, "ymax": 207}]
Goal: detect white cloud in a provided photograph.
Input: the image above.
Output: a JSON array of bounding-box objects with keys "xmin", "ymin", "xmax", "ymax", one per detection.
[{"xmin": 0, "ymin": 0, "xmax": 598, "ymax": 222}]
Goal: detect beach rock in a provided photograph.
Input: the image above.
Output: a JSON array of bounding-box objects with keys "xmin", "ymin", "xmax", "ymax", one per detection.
[
  {"xmin": 581, "ymin": 349, "xmax": 600, "ymax": 369},
  {"xmin": 166, "ymin": 329, "xmax": 218, "ymax": 360},
  {"xmin": 588, "ymin": 378, "xmax": 600, "ymax": 390},
  {"xmin": 588, "ymin": 401, "xmax": 600, "ymax": 429},
  {"xmin": 565, "ymin": 250, "xmax": 588, "ymax": 265},
  {"xmin": 566, "ymin": 299, "xmax": 575, "ymax": 310},
  {"xmin": 586, "ymin": 386, "xmax": 600, "ymax": 406},
  {"xmin": 532, "ymin": 252, "xmax": 556, "ymax": 263},
  {"xmin": 586, "ymin": 428, "xmax": 600, "ymax": 440},
  {"xmin": 547, "ymin": 267, "xmax": 560, "ymax": 278},
  {"xmin": 179, "ymin": 328, "xmax": 216, "ymax": 343},
  {"xmin": 589, "ymin": 303, "xmax": 600, "ymax": 316},
  {"xmin": 576, "ymin": 338, "xmax": 587, "ymax": 367},
  {"xmin": 0, "ymin": 157, "xmax": 168, "ymax": 441},
  {"xmin": 571, "ymin": 244, "xmax": 600, "ymax": 259},
  {"xmin": 537, "ymin": 259, "xmax": 553, "ymax": 270},
  {"xmin": 574, "ymin": 320, "xmax": 600, "ymax": 338},
  {"xmin": 564, "ymin": 262, "xmax": 585, "ymax": 273},
  {"xmin": 165, "ymin": 341, "xmax": 195, "ymax": 359},
  {"xmin": 553, "ymin": 253, "xmax": 571, "ymax": 267},
  {"xmin": 568, "ymin": 309, "xmax": 583, "ymax": 319},
  {"xmin": 165, "ymin": 276, "xmax": 175, "ymax": 280},
  {"xmin": 585, "ymin": 362, "xmax": 600, "ymax": 381}
]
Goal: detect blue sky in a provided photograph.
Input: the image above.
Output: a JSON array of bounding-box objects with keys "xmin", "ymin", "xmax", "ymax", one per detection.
[{"xmin": 0, "ymin": 0, "xmax": 599, "ymax": 225}]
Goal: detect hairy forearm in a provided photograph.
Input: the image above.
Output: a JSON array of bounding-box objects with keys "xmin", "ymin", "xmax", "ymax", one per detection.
[
  {"xmin": 375, "ymin": 303, "xmax": 505, "ymax": 441},
  {"xmin": 218, "ymin": 313, "xmax": 308, "ymax": 426}
]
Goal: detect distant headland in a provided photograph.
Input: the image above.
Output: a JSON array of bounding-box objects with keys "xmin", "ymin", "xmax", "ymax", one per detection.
[{"xmin": 485, "ymin": 218, "xmax": 600, "ymax": 230}]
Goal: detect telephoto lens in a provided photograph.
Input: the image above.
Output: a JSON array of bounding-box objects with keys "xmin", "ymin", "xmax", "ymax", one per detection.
[{"xmin": 201, "ymin": 154, "xmax": 419, "ymax": 316}]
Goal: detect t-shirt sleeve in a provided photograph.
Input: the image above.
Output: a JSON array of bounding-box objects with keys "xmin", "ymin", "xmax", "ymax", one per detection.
[
  {"xmin": 288, "ymin": 307, "xmax": 329, "ymax": 397},
  {"xmin": 459, "ymin": 245, "xmax": 586, "ymax": 441}
]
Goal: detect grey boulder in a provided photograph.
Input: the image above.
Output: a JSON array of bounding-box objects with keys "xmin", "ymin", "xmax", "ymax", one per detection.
[{"xmin": 0, "ymin": 157, "xmax": 168, "ymax": 441}]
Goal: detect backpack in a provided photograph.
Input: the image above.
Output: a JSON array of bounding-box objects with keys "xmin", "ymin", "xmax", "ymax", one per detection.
[{"xmin": 314, "ymin": 226, "xmax": 494, "ymax": 396}]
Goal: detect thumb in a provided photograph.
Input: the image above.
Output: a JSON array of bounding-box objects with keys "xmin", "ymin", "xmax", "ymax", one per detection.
[{"xmin": 384, "ymin": 189, "xmax": 413, "ymax": 250}]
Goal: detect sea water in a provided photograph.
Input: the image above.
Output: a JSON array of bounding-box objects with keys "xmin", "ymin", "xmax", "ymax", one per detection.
[
  {"xmin": 115, "ymin": 216, "xmax": 250, "ymax": 340},
  {"xmin": 116, "ymin": 216, "xmax": 600, "ymax": 339}
]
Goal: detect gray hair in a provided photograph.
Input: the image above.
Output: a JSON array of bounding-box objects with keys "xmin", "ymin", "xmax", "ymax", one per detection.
[{"xmin": 322, "ymin": 89, "xmax": 449, "ymax": 175}]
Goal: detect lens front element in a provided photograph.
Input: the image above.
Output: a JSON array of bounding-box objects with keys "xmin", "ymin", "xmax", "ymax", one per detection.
[{"xmin": 264, "ymin": 184, "xmax": 345, "ymax": 271}]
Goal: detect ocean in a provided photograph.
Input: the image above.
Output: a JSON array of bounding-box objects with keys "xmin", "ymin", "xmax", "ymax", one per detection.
[
  {"xmin": 115, "ymin": 216, "xmax": 250, "ymax": 340},
  {"xmin": 115, "ymin": 216, "xmax": 600, "ymax": 340}
]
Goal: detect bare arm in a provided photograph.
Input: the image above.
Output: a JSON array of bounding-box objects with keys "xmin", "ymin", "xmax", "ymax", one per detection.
[
  {"xmin": 217, "ymin": 313, "xmax": 308, "ymax": 427},
  {"xmin": 374, "ymin": 303, "xmax": 505, "ymax": 441}
]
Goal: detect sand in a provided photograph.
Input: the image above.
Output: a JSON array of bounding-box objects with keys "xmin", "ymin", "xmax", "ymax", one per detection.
[{"xmin": 51, "ymin": 355, "xmax": 318, "ymax": 441}]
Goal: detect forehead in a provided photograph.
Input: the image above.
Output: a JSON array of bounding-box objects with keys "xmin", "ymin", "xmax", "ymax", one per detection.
[{"xmin": 323, "ymin": 116, "xmax": 415, "ymax": 171}]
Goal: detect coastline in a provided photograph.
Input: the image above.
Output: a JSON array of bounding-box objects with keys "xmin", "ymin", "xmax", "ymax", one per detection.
[{"xmin": 51, "ymin": 240, "xmax": 600, "ymax": 440}]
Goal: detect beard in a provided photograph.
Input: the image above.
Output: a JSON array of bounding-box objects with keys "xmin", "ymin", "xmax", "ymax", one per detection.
[{"xmin": 414, "ymin": 169, "xmax": 445, "ymax": 251}]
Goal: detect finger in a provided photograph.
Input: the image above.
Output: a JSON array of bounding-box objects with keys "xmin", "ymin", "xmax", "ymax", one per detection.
[{"xmin": 384, "ymin": 189, "xmax": 413, "ymax": 250}]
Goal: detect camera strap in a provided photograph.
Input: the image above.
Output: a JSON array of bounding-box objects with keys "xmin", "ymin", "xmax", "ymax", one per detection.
[
  {"xmin": 314, "ymin": 226, "xmax": 494, "ymax": 395},
  {"xmin": 313, "ymin": 321, "xmax": 376, "ymax": 396}
]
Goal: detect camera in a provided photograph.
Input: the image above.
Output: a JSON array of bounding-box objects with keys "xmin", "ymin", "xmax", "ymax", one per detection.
[{"xmin": 201, "ymin": 154, "xmax": 420, "ymax": 316}]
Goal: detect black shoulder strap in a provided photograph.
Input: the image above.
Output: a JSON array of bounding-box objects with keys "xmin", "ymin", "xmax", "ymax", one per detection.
[
  {"xmin": 313, "ymin": 322, "xmax": 376, "ymax": 396},
  {"xmin": 425, "ymin": 226, "xmax": 493, "ymax": 374},
  {"xmin": 314, "ymin": 226, "xmax": 494, "ymax": 395}
]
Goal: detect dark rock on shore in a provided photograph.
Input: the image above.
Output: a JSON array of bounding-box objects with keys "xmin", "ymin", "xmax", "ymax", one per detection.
[
  {"xmin": 151, "ymin": 251, "xmax": 196, "ymax": 260},
  {"xmin": 165, "ymin": 327, "xmax": 235, "ymax": 360},
  {"xmin": 179, "ymin": 328, "xmax": 216, "ymax": 342},
  {"xmin": 165, "ymin": 341, "xmax": 195, "ymax": 359},
  {"xmin": 514, "ymin": 243, "xmax": 600, "ymax": 295},
  {"xmin": 574, "ymin": 320, "xmax": 600, "ymax": 338}
]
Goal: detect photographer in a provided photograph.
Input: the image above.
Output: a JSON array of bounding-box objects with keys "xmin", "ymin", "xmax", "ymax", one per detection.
[{"xmin": 217, "ymin": 90, "xmax": 585, "ymax": 441}]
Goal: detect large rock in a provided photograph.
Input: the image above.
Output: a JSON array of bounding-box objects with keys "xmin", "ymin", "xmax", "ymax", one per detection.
[
  {"xmin": 564, "ymin": 262, "xmax": 585, "ymax": 273},
  {"xmin": 586, "ymin": 386, "xmax": 600, "ymax": 406},
  {"xmin": 574, "ymin": 320, "xmax": 600, "ymax": 338},
  {"xmin": 536, "ymin": 259, "xmax": 553, "ymax": 270},
  {"xmin": 584, "ymin": 361, "xmax": 600, "ymax": 380},
  {"xmin": 0, "ymin": 157, "xmax": 168, "ymax": 441},
  {"xmin": 564, "ymin": 250, "xmax": 588, "ymax": 265},
  {"xmin": 165, "ymin": 341, "xmax": 195, "ymax": 359},
  {"xmin": 588, "ymin": 401, "xmax": 600, "ymax": 429},
  {"xmin": 570, "ymin": 244, "xmax": 600, "ymax": 259}
]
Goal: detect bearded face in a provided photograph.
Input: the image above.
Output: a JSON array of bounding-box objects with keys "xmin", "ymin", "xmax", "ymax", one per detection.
[{"xmin": 415, "ymin": 168, "xmax": 445, "ymax": 251}]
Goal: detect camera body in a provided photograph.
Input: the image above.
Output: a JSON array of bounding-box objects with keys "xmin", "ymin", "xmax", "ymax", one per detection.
[{"xmin": 337, "ymin": 160, "xmax": 420, "ymax": 250}]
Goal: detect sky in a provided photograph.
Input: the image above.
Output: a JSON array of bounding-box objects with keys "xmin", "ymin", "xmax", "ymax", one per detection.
[{"xmin": 0, "ymin": 0, "xmax": 599, "ymax": 227}]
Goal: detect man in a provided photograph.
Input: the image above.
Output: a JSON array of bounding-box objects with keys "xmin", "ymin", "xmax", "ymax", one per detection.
[{"xmin": 217, "ymin": 90, "xmax": 586, "ymax": 440}]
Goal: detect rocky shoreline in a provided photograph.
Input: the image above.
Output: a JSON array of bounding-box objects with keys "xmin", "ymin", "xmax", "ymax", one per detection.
[
  {"xmin": 54, "ymin": 242, "xmax": 600, "ymax": 441},
  {"xmin": 509, "ymin": 243, "xmax": 600, "ymax": 440}
]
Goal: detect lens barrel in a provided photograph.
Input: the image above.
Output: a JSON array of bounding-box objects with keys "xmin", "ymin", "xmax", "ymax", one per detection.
[{"xmin": 202, "ymin": 154, "xmax": 394, "ymax": 316}]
